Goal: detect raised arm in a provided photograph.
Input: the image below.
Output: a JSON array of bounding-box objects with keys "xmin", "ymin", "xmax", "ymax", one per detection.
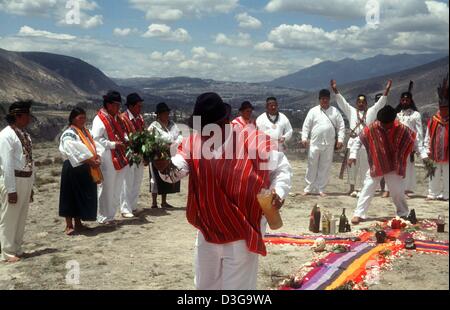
[{"xmin": 331, "ymin": 79, "xmax": 353, "ymax": 119}]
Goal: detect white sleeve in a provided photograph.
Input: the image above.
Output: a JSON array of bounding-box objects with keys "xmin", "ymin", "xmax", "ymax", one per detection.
[
  {"xmin": 0, "ymin": 135, "xmax": 16, "ymax": 193},
  {"xmin": 336, "ymin": 111, "xmax": 346, "ymax": 143},
  {"xmin": 423, "ymin": 125, "xmax": 430, "ymax": 155},
  {"xmin": 282, "ymin": 116, "xmax": 293, "ymax": 142},
  {"xmin": 92, "ymin": 117, "xmax": 116, "ymax": 150},
  {"xmin": 349, "ymin": 136, "xmax": 362, "ymax": 159},
  {"xmin": 302, "ymin": 110, "xmax": 313, "ymax": 141},
  {"xmin": 267, "ymin": 150, "xmax": 292, "ymax": 200},
  {"xmin": 171, "ymin": 123, "xmax": 184, "ymax": 147},
  {"xmin": 60, "ymin": 135, "xmax": 94, "ymax": 167},
  {"xmin": 372, "ymin": 96, "xmax": 387, "ymax": 114},
  {"xmin": 414, "ymin": 113, "xmax": 425, "ymax": 148},
  {"xmin": 335, "ymin": 93, "xmax": 353, "ymax": 120},
  {"xmin": 158, "ymin": 154, "xmax": 190, "ymax": 183},
  {"xmin": 256, "ymin": 115, "xmax": 265, "ymax": 132}
]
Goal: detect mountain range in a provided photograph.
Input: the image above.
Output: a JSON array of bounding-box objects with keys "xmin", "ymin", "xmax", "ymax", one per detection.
[{"xmin": 268, "ymin": 53, "xmax": 446, "ymax": 91}]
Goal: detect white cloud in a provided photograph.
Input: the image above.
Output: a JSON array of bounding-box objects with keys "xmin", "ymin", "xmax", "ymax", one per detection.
[
  {"xmin": 265, "ymin": 0, "xmax": 365, "ymax": 18},
  {"xmin": 0, "ymin": 0, "xmax": 104, "ymax": 29},
  {"xmin": 215, "ymin": 32, "xmax": 252, "ymax": 47},
  {"xmin": 18, "ymin": 25, "xmax": 76, "ymax": 40},
  {"xmin": 266, "ymin": 1, "xmax": 449, "ymax": 55},
  {"xmin": 150, "ymin": 49, "xmax": 186, "ymax": 62},
  {"xmin": 113, "ymin": 28, "xmax": 138, "ymax": 36},
  {"xmin": 142, "ymin": 24, "xmax": 191, "ymax": 42},
  {"xmin": 128, "ymin": 0, "xmax": 238, "ymax": 21},
  {"xmin": 236, "ymin": 12, "xmax": 262, "ymax": 29},
  {"xmin": 254, "ymin": 41, "xmax": 277, "ymax": 52},
  {"xmin": 191, "ymin": 46, "xmax": 221, "ymax": 60},
  {"xmin": 81, "ymin": 14, "xmax": 103, "ymax": 29}
]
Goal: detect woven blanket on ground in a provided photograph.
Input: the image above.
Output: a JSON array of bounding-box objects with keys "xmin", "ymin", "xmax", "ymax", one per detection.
[{"xmin": 265, "ymin": 229, "xmax": 448, "ymax": 290}]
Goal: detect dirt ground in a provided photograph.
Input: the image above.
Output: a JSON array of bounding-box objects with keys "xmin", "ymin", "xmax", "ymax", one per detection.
[{"xmin": 0, "ymin": 143, "xmax": 448, "ymax": 290}]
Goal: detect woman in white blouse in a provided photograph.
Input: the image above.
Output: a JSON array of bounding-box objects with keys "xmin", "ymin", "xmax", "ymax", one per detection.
[
  {"xmin": 148, "ymin": 102, "xmax": 183, "ymax": 209},
  {"xmin": 59, "ymin": 108, "xmax": 103, "ymax": 235}
]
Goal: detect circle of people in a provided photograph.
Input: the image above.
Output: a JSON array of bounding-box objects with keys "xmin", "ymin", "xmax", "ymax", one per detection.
[{"xmin": 0, "ymin": 77, "xmax": 448, "ymax": 290}]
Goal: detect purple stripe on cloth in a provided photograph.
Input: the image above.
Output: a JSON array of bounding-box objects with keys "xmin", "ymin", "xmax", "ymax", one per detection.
[
  {"xmin": 265, "ymin": 233, "xmax": 353, "ymax": 241},
  {"xmin": 300, "ymin": 243, "xmax": 374, "ymax": 290}
]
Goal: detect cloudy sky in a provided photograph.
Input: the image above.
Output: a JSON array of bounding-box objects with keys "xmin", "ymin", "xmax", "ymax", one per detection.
[{"xmin": 0, "ymin": 0, "xmax": 448, "ymax": 82}]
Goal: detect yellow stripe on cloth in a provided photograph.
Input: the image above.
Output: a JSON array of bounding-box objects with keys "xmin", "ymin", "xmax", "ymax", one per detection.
[{"xmin": 325, "ymin": 244, "xmax": 390, "ymax": 290}]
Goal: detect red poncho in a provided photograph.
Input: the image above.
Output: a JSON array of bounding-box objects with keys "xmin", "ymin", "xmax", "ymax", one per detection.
[
  {"xmin": 360, "ymin": 120, "xmax": 416, "ymax": 178},
  {"xmin": 427, "ymin": 112, "xmax": 449, "ymax": 163}
]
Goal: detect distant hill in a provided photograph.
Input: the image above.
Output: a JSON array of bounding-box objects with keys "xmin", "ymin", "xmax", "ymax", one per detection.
[
  {"xmin": 269, "ymin": 53, "xmax": 447, "ymax": 91},
  {"xmin": 20, "ymin": 52, "xmax": 119, "ymax": 96},
  {"xmin": 0, "ymin": 48, "xmax": 87, "ymax": 105},
  {"xmin": 292, "ymin": 56, "xmax": 450, "ymax": 118}
]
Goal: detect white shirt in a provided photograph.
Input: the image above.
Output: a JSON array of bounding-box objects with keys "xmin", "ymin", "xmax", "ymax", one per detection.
[
  {"xmin": 59, "ymin": 128, "xmax": 103, "ymax": 168},
  {"xmin": 397, "ymin": 109, "xmax": 424, "ymax": 149},
  {"xmin": 336, "ymin": 94, "xmax": 387, "ymax": 149},
  {"xmin": 256, "ymin": 112, "xmax": 293, "ymax": 142},
  {"xmin": 148, "ymin": 121, "xmax": 183, "ymax": 147},
  {"xmin": 91, "ymin": 115, "xmax": 122, "ymax": 158},
  {"xmin": 302, "ymin": 106, "xmax": 345, "ymax": 147},
  {"xmin": 0, "ymin": 126, "xmax": 34, "ymax": 193}
]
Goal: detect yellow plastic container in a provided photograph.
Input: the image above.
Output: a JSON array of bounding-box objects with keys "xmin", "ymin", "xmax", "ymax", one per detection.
[{"xmin": 257, "ymin": 190, "xmax": 283, "ymax": 230}]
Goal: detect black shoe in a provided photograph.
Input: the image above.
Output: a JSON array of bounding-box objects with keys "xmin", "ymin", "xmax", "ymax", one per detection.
[{"xmin": 151, "ymin": 205, "xmax": 158, "ymax": 209}]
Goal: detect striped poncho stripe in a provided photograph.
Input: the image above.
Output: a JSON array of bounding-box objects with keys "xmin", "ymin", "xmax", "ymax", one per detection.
[
  {"xmin": 427, "ymin": 113, "xmax": 449, "ymax": 163},
  {"xmin": 360, "ymin": 120, "xmax": 416, "ymax": 178}
]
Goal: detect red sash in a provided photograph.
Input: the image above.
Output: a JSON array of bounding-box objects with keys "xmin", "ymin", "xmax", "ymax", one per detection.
[
  {"xmin": 97, "ymin": 109, "xmax": 129, "ymax": 170},
  {"xmin": 121, "ymin": 111, "xmax": 145, "ymax": 133},
  {"xmin": 428, "ymin": 113, "xmax": 449, "ymax": 163}
]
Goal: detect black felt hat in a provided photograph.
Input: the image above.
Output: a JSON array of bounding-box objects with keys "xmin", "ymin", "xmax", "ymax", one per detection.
[
  {"xmin": 9, "ymin": 101, "xmax": 32, "ymax": 115},
  {"xmin": 188, "ymin": 92, "xmax": 231, "ymax": 128},
  {"xmin": 156, "ymin": 102, "xmax": 171, "ymax": 114},
  {"xmin": 126, "ymin": 93, "xmax": 144, "ymax": 107}
]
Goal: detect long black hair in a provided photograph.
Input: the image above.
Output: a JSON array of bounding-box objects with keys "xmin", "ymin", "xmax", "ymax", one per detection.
[
  {"xmin": 68, "ymin": 107, "xmax": 86, "ymax": 125},
  {"xmin": 5, "ymin": 114, "xmax": 16, "ymax": 125}
]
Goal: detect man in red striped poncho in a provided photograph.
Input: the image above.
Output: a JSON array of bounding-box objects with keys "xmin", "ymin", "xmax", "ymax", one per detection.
[
  {"xmin": 348, "ymin": 105, "xmax": 428, "ymax": 225},
  {"xmin": 154, "ymin": 93, "xmax": 292, "ymax": 290},
  {"xmin": 424, "ymin": 76, "xmax": 449, "ymax": 201}
]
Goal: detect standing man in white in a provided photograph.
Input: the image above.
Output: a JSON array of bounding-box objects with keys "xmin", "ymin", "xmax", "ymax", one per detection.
[
  {"xmin": 390, "ymin": 88, "xmax": 424, "ymax": 197},
  {"xmin": 331, "ymin": 79, "xmax": 392, "ymax": 197},
  {"xmin": 349, "ymin": 105, "xmax": 428, "ymax": 224},
  {"xmin": 92, "ymin": 91, "xmax": 130, "ymax": 224},
  {"xmin": 0, "ymin": 101, "xmax": 34, "ymax": 263},
  {"xmin": 256, "ymin": 97, "xmax": 293, "ymax": 151},
  {"xmin": 301, "ymin": 89, "xmax": 345, "ymax": 197},
  {"xmin": 424, "ymin": 76, "xmax": 449, "ymax": 201},
  {"xmin": 120, "ymin": 93, "xmax": 146, "ymax": 218}
]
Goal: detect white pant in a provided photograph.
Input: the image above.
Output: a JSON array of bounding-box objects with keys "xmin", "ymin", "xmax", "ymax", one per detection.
[
  {"xmin": 347, "ymin": 146, "xmax": 369, "ymax": 189},
  {"xmin": 404, "ymin": 158, "xmax": 416, "ymax": 192},
  {"xmin": 194, "ymin": 218, "xmax": 267, "ymax": 290},
  {"xmin": 304, "ymin": 145, "xmax": 334, "ymax": 193},
  {"xmin": 354, "ymin": 171, "xmax": 408, "ymax": 219},
  {"xmin": 120, "ymin": 164, "xmax": 145, "ymax": 214},
  {"xmin": 0, "ymin": 176, "xmax": 33, "ymax": 260},
  {"xmin": 97, "ymin": 151, "xmax": 129, "ymax": 223},
  {"xmin": 428, "ymin": 163, "xmax": 449, "ymax": 200}
]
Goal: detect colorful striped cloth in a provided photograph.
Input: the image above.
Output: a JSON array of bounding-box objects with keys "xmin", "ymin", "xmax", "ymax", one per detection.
[{"xmin": 265, "ymin": 230, "xmax": 448, "ymax": 290}]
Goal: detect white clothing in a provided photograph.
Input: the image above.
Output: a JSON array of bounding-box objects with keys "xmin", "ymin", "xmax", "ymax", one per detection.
[
  {"xmin": 336, "ymin": 94, "xmax": 386, "ymax": 188},
  {"xmin": 397, "ymin": 109, "xmax": 424, "ymax": 192},
  {"xmin": 0, "ymin": 126, "xmax": 34, "ymax": 194},
  {"xmin": 428, "ymin": 163, "xmax": 449, "ymax": 200},
  {"xmin": 59, "ymin": 128, "xmax": 103, "ymax": 168},
  {"xmin": 0, "ymin": 126, "xmax": 34, "ymax": 260},
  {"xmin": 302, "ymin": 106, "xmax": 345, "ymax": 147},
  {"xmin": 91, "ymin": 115, "xmax": 129, "ymax": 223},
  {"xmin": 256, "ymin": 113, "xmax": 293, "ymax": 144},
  {"xmin": 304, "ymin": 145, "xmax": 334, "ymax": 194},
  {"xmin": 302, "ymin": 106, "xmax": 345, "ymax": 193},
  {"xmin": 148, "ymin": 121, "xmax": 183, "ymax": 193},
  {"xmin": 354, "ymin": 171, "xmax": 408, "ymax": 219},
  {"xmin": 195, "ymin": 218, "xmax": 267, "ymax": 290},
  {"xmin": 120, "ymin": 164, "xmax": 145, "ymax": 214},
  {"xmin": 336, "ymin": 94, "xmax": 387, "ymax": 149}
]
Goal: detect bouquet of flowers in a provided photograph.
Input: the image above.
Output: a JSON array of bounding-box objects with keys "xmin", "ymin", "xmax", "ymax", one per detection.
[{"xmin": 126, "ymin": 129, "xmax": 179, "ymax": 178}]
